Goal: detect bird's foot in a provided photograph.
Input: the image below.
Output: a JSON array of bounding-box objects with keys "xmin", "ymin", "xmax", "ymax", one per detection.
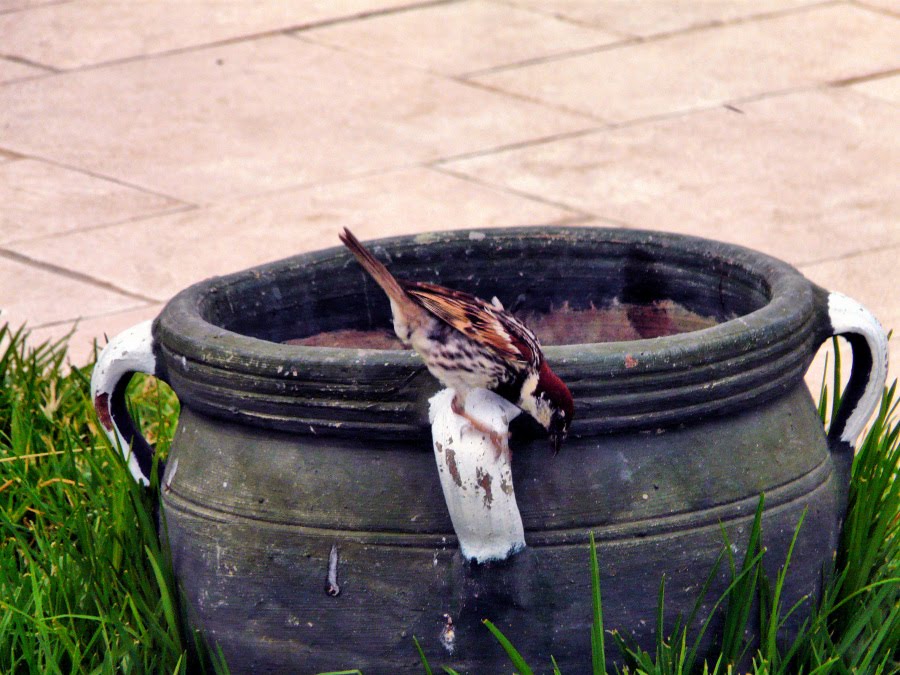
[{"xmin": 451, "ymin": 395, "xmax": 511, "ymax": 461}]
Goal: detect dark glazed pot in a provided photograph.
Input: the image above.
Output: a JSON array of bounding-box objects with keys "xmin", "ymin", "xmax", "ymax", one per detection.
[{"xmin": 91, "ymin": 227, "xmax": 888, "ymax": 674}]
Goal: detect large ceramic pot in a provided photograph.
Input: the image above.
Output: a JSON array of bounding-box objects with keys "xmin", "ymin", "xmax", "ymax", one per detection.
[{"xmin": 92, "ymin": 227, "xmax": 887, "ymax": 674}]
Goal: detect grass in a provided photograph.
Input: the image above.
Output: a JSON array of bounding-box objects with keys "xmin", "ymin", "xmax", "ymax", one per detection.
[
  {"xmin": 0, "ymin": 324, "xmax": 223, "ymax": 673},
  {"xmin": 0, "ymin": 324, "xmax": 897, "ymax": 673}
]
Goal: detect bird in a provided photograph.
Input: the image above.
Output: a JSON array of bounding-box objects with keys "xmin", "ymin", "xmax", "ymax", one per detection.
[{"xmin": 339, "ymin": 228, "xmax": 574, "ymax": 455}]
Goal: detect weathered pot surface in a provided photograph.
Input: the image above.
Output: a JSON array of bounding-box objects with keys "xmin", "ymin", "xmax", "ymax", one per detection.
[{"xmin": 91, "ymin": 227, "xmax": 888, "ymax": 674}]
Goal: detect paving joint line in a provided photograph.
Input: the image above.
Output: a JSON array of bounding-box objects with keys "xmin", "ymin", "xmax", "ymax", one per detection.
[
  {"xmin": 458, "ymin": 37, "xmax": 642, "ymax": 80},
  {"xmin": 2, "ymin": 203, "xmax": 198, "ymax": 248},
  {"xmin": 430, "ymin": 96, "xmax": 774, "ymax": 169},
  {"xmin": 828, "ymin": 67, "xmax": 900, "ymax": 88},
  {"xmin": 463, "ymin": 0, "xmax": 843, "ymax": 81},
  {"xmin": 10, "ymin": 153, "xmax": 194, "ymax": 207},
  {"xmin": 798, "ymin": 241, "xmax": 900, "ymax": 269},
  {"xmin": 486, "ymin": 0, "xmax": 634, "ymax": 37},
  {"xmin": 0, "ymin": 0, "xmax": 68, "ymax": 16},
  {"xmin": 0, "ymin": 53, "xmax": 58, "ymax": 72},
  {"xmin": 452, "ymin": 77, "xmax": 865, "ymax": 147},
  {"xmin": 222, "ymin": 162, "xmax": 436, "ymax": 203},
  {"xmin": 613, "ymin": 0, "xmax": 844, "ymax": 41},
  {"xmin": 26, "ymin": 304, "xmax": 162, "ymax": 332},
  {"xmin": 428, "ymin": 126, "xmax": 605, "ymax": 167},
  {"xmin": 850, "ymin": 0, "xmax": 900, "ymax": 18},
  {"xmin": 0, "ymin": 71, "xmax": 55, "ymax": 87},
  {"xmin": 20, "ymin": 0, "xmax": 456, "ymax": 76},
  {"xmin": 431, "ymin": 81, "xmax": 857, "ymax": 172},
  {"xmin": 286, "ymin": 0, "xmax": 457, "ymax": 34},
  {"xmin": 605, "ymin": 82, "xmax": 843, "ymax": 130},
  {"xmin": 429, "ymin": 164, "xmax": 607, "ymax": 222},
  {"xmin": 0, "ymin": 248, "xmax": 162, "ymax": 304},
  {"xmin": 448, "ymin": 73, "xmax": 605, "ymax": 122}
]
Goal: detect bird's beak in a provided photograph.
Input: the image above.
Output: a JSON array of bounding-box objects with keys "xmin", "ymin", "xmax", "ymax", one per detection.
[{"xmin": 550, "ymin": 431, "xmax": 564, "ymax": 456}]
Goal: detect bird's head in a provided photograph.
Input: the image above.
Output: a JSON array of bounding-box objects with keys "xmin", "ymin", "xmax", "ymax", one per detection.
[{"xmin": 520, "ymin": 361, "xmax": 574, "ymax": 455}]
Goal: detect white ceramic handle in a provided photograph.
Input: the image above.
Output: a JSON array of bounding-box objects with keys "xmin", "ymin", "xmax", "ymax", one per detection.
[
  {"xmin": 90, "ymin": 320, "xmax": 160, "ymax": 485},
  {"xmin": 825, "ymin": 292, "xmax": 889, "ymax": 449}
]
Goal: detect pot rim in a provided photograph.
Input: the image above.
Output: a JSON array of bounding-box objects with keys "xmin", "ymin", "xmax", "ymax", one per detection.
[{"xmin": 154, "ymin": 226, "xmax": 830, "ymax": 438}]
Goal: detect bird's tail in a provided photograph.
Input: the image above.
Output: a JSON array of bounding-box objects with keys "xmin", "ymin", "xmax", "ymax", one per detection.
[{"xmin": 339, "ymin": 228, "xmax": 420, "ymax": 315}]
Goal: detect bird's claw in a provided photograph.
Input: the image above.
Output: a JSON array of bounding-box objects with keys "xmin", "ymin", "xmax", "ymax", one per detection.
[
  {"xmin": 458, "ymin": 419, "xmax": 507, "ymax": 449},
  {"xmin": 489, "ymin": 430, "xmax": 511, "ymax": 461},
  {"xmin": 451, "ymin": 396, "xmax": 511, "ymax": 461}
]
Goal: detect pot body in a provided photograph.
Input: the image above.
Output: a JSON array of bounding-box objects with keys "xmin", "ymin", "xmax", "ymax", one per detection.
[
  {"xmin": 91, "ymin": 227, "xmax": 888, "ymax": 674},
  {"xmin": 164, "ymin": 385, "xmax": 836, "ymax": 674}
]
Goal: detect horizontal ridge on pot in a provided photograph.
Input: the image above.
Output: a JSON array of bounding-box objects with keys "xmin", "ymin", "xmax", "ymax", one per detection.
[
  {"xmin": 153, "ymin": 227, "xmax": 830, "ymax": 439},
  {"xmin": 159, "ymin": 443, "xmax": 835, "ymax": 546}
]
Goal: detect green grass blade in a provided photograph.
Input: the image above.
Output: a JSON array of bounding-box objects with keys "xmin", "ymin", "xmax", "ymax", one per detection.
[
  {"xmin": 482, "ymin": 619, "xmax": 534, "ymax": 675},
  {"xmin": 551, "ymin": 654, "xmax": 563, "ymax": 675},
  {"xmin": 413, "ymin": 636, "xmax": 434, "ymax": 675},
  {"xmin": 817, "ymin": 351, "xmax": 830, "ymax": 423},
  {"xmin": 655, "ymin": 574, "xmax": 667, "ymax": 671},
  {"xmin": 211, "ymin": 643, "xmax": 232, "ymax": 675},
  {"xmin": 831, "ymin": 336, "xmax": 843, "ymax": 422},
  {"xmin": 589, "ymin": 531, "xmax": 606, "ymax": 675},
  {"xmin": 682, "ymin": 547, "xmax": 726, "ymax": 673},
  {"xmin": 763, "ymin": 507, "xmax": 808, "ymax": 665},
  {"xmin": 719, "ymin": 494, "xmax": 765, "ymax": 664}
]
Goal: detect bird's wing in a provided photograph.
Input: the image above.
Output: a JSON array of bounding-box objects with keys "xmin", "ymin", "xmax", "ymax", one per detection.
[{"xmin": 402, "ymin": 281, "xmax": 542, "ymax": 367}]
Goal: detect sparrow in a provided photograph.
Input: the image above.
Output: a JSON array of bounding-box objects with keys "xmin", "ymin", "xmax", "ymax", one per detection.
[{"xmin": 339, "ymin": 228, "xmax": 574, "ymax": 455}]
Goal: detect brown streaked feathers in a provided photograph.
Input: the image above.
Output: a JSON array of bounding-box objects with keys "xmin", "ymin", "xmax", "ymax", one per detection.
[{"xmin": 402, "ymin": 281, "xmax": 540, "ymax": 368}]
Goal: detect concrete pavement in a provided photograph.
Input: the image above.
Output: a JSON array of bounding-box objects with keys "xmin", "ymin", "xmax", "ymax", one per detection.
[{"xmin": 1, "ymin": 0, "xmax": 898, "ymax": 392}]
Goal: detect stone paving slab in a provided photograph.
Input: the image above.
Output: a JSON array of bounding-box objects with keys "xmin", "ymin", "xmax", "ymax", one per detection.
[
  {"xmin": 471, "ymin": 4, "xmax": 900, "ymax": 122},
  {"xmin": 0, "ymin": 159, "xmax": 183, "ymax": 245},
  {"xmin": 0, "ymin": 254, "xmax": 144, "ymax": 330},
  {"xmin": 299, "ymin": 0, "xmax": 620, "ymax": 76},
  {"xmin": 508, "ymin": 0, "xmax": 822, "ymax": 37},
  {"xmin": 6, "ymin": 167, "xmax": 580, "ymax": 301},
  {"xmin": 0, "ymin": 35, "xmax": 594, "ymax": 204},
  {"xmin": 0, "ymin": 0, "xmax": 422, "ymax": 69},
  {"xmin": 851, "ymin": 73, "xmax": 900, "ymax": 104},
  {"xmin": 443, "ymin": 89, "xmax": 899, "ymax": 267}
]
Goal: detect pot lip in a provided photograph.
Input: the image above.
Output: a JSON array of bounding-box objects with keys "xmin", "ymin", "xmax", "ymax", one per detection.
[
  {"xmin": 157, "ymin": 225, "xmax": 818, "ymax": 368},
  {"xmin": 153, "ymin": 226, "xmax": 828, "ymax": 437}
]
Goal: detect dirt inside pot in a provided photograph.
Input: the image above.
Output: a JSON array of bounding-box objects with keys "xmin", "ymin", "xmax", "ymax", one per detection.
[
  {"xmin": 285, "ymin": 301, "xmax": 719, "ymax": 348},
  {"xmin": 286, "ymin": 328, "xmax": 403, "ymax": 349}
]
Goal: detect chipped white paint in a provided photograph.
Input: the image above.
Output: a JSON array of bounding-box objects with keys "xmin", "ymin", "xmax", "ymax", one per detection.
[
  {"xmin": 429, "ymin": 388, "xmax": 525, "ymax": 563},
  {"xmin": 90, "ymin": 319, "xmax": 157, "ymax": 485},
  {"xmin": 827, "ymin": 292, "xmax": 889, "ymax": 447}
]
